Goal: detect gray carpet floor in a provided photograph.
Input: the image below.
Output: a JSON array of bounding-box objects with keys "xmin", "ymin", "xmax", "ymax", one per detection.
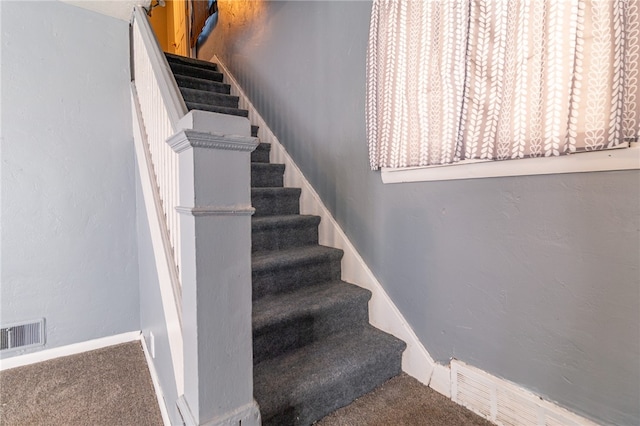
[
  {"xmin": 0, "ymin": 341, "xmax": 163, "ymax": 426},
  {"xmin": 1, "ymin": 343, "xmax": 491, "ymax": 426}
]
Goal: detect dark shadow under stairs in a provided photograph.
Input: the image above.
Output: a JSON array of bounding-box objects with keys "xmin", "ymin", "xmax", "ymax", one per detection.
[{"xmin": 166, "ymin": 52, "xmax": 406, "ymax": 425}]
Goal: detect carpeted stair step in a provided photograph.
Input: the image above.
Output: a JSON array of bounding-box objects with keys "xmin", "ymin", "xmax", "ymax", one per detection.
[
  {"xmin": 179, "ymin": 87, "xmax": 239, "ymax": 109},
  {"xmin": 252, "ymin": 188, "xmax": 301, "ymax": 217},
  {"xmin": 251, "ymin": 163, "xmax": 285, "ymax": 187},
  {"xmin": 165, "ymin": 52, "xmax": 219, "ymax": 72},
  {"xmin": 174, "ymin": 75, "xmax": 231, "ymax": 94},
  {"xmin": 253, "ymin": 281, "xmax": 371, "ymax": 365},
  {"xmin": 252, "ymin": 215, "xmax": 320, "ymax": 253},
  {"xmin": 252, "ymin": 245, "xmax": 343, "ymax": 300},
  {"xmin": 168, "ymin": 62, "xmax": 224, "ymax": 82},
  {"xmin": 254, "ymin": 325, "xmax": 406, "ymax": 426},
  {"xmin": 251, "ymin": 143, "xmax": 271, "ymax": 163},
  {"xmin": 251, "ymin": 125, "xmax": 260, "ymax": 137},
  {"xmin": 185, "ymin": 102, "xmax": 249, "ymax": 117}
]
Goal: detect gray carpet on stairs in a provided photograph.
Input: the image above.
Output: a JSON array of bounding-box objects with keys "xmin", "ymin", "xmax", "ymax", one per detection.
[
  {"xmin": 167, "ymin": 53, "xmax": 492, "ymax": 426},
  {"xmin": 0, "ymin": 342, "xmax": 162, "ymax": 426},
  {"xmin": 169, "ymin": 52, "xmax": 409, "ymax": 425}
]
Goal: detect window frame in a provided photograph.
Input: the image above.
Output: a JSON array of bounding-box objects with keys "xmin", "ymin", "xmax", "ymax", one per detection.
[{"xmin": 380, "ymin": 143, "xmax": 639, "ymax": 183}]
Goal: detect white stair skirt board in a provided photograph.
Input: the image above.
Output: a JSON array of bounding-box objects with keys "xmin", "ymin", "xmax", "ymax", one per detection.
[
  {"xmin": 141, "ymin": 334, "xmax": 172, "ymax": 426},
  {"xmin": 451, "ymin": 361, "xmax": 600, "ymax": 426},
  {"xmin": 212, "ymin": 55, "xmax": 436, "ymax": 387},
  {"xmin": 0, "ymin": 331, "xmax": 141, "ymax": 371}
]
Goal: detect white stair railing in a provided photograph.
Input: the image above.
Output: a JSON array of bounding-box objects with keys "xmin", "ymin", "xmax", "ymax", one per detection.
[
  {"xmin": 131, "ymin": 6, "xmax": 186, "ymax": 309},
  {"xmin": 130, "ymin": 7, "xmax": 259, "ymax": 424}
]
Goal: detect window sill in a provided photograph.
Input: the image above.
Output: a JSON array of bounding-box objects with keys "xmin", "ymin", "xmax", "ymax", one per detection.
[{"xmin": 381, "ymin": 143, "xmax": 640, "ymax": 184}]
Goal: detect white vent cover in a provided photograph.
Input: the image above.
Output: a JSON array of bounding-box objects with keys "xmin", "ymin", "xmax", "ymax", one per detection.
[
  {"xmin": 1, "ymin": 319, "xmax": 45, "ymax": 352},
  {"xmin": 451, "ymin": 360, "xmax": 599, "ymax": 426}
]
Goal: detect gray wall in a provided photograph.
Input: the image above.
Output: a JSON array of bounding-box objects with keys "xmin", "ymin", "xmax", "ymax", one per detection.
[
  {"xmin": 200, "ymin": 2, "xmax": 640, "ymax": 425},
  {"xmin": 1, "ymin": 1, "xmax": 139, "ymax": 355}
]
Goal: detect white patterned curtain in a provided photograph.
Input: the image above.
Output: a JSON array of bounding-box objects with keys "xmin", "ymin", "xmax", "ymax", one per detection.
[{"xmin": 366, "ymin": 0, "xmax": 639, "ymax": 170}]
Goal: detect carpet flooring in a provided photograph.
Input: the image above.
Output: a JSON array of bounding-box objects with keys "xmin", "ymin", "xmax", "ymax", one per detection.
[
  {"xmin": 1, "ymin": 343, "xmax": 492, "ymax": 426},
  {"xmin": 316, "ymin": 373, "xmax": 493, "ymax": 426},
  {"xmin": 0, "ymin": 341, "xmax": 163, "ymax": 426}
]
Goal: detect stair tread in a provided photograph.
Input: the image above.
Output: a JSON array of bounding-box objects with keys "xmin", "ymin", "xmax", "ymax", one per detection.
[
  {"xmin": 254, "ymin": 325, "xmax": 406, "ymax": 423},
  {"xmin": 165, "ymin": 52, "xmax": 219, "ymax": 71},
  {"xmin": 252, "ymin": 245, "xmax": 343, "ymax": 272},
  {"xmin": 185, "ymin": 102, "xmax": 249, "ymax": 117},
  {"xmin": 179, "ymin": 87, "xmax": 239, "ymax": 101},
  {"xmin": 173, "ymin": 74, "xmax": 231, "ymax": 93},
  {"xmin": 253, "ymin": 281, "xmax": 371, "ymax": 333},
  {"xmin": 252, "ymin": 214, "xmax": 319, "ymax": 230},
  {"xmin": 169, "ymin": 62, "xmax": 224, "ymax": 81},
  {"xmin": 252, "ymin": 162, "xmax": 284, "ymax": 170},
  {"xmin": 252, "ymin": 187, "xmax": 299, "ymax": 194}
]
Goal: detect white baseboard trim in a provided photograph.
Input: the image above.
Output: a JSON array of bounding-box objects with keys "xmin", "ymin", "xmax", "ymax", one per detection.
[
  {"xmin": 141, "ymin": 334, "xmax": 172, "ymax": 426},
  {"xmin": 429, "ymin": 362, "xmax": 452, "ymax": 398},
  {"xmin": 214, "ymin": 55, "xmax": 436, "ymax": 386},
  {"xmin": 0, "ymin": 330, "xmax": 141, "ymax": 371}
]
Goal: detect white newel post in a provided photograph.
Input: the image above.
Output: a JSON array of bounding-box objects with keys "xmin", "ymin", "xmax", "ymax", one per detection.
[{"xmin": 169, "ymin": 129, "xmax": 261, "ymax": 426}]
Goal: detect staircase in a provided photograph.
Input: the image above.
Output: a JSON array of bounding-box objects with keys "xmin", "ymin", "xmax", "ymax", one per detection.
[{"xmin": 165, "ymin": 52, "xmax": 407, "ymax": 425}]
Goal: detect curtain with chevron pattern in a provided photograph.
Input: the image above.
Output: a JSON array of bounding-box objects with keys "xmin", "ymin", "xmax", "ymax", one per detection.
[{"xmin": 366, "ymin": 0, "xmax": 639, "ymax": 170}]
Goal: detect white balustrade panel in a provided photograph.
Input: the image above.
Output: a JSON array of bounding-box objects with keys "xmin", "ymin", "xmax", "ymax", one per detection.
[{"xmin": 132, "ymin": 16, "xmax": 184, "ymax": 279}]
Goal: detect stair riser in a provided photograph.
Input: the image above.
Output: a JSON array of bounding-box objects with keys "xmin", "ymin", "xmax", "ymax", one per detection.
[
  {"xmin": 185, "ymin": 102, "xmax": 249, "ymax": 117},
  {"xmin": 174, "ymin": 75, "xmax": 231, "ymax": 94},
  {"xmin": 252, "ymin": 224, "xmax": 318, "ymax": 253},
  {"xmin": 180, "ymin": 89, "xmax": 239, "ymax": 109},
  {"xmin": 252, "ymin": 191, "xmax": 300, "ymax": 216},
  {"xmin": 251, "ymin": 148, "xmax": 270, "ymax": 163},
  {"xmin": 169, "ymin": 63, "xmax": 224, "ymax": 82},
  {"xmin": 251, "ymin": 167, "xmax": 284, "ymax": 188},
  {"xmin": 165, "ymin": 53, "xmax": 219, "ymax": 71},
  {"xmin": 253, "ymin": 259, "xmax": 342, "ymax": 300},
  {"xmin": 253, "ymin": 302, "xmax": 369, "ymax": 365},
  {"xmin": 262, "ymin": 351, "xmax": 403, "ymax": 426}
]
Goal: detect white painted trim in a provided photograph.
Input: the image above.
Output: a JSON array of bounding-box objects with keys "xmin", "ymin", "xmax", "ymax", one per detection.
[
  {"xmin": 214, "ymin": 54, "xmax": 436, "ymax": 386},
  {"xmin": 167, "ymin": 129, "xmax": 258, "ymax": 154},
  {"xmin": 132, "ymin": 6, "xmax": 187, "ymax": 129},
  {"xmin": 141, "ymin": 334, "xmax": 172, "ymax": 426},
  {"xmin": 176, "ymin": 395, "xmax": 197, "ymax": 426},
  {"xmin": 429, "ymin": 362, "xmax": 452, "ymax": 398},
  {"xmin": 0, "ymin": 331, "xmax": 141, "ymax": 371},
  {"xmin": 131, "ymin": 83, "xmax": 183, "ymax": 324},
  {"xmin": 176, "ymin": 206, "xmax": 256, "ymax": 216},
  {"xmin": 131, "ymin": 86, "xmax": 185, "ymax": 395},
  {"xmin": 382, "ymin": 143, "xmax": 640, "ymax": 183}
]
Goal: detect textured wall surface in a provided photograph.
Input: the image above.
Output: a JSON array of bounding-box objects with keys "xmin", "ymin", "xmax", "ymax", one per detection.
[
  {"xmin": 1, "ymin": 1, "xmax": 139, "ymax": 355},
  {"xmin": 199, "ymin": 1, "xmax": 640, "ymax": 424}
]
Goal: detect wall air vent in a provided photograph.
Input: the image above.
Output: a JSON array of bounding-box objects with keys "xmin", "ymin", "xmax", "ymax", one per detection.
[
  {"xmin": 1, "ymin": 319, "xmax": 45, "ymax": 352},
  {"xmin": 451, "ymin": 360, "xmax": 599, "ymax": 426}
]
